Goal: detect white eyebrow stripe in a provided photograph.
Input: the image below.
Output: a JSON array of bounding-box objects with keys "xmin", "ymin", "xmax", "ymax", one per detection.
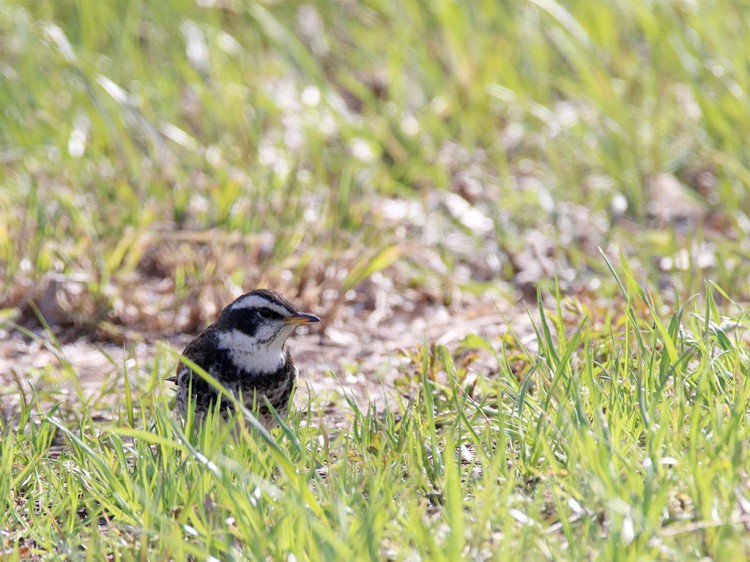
[{"xmin": 230, "ymin": 295, "xmax": 292, "ymax": 316}]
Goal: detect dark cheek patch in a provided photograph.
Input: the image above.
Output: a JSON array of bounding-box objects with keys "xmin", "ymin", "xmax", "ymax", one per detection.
[{"xmin": 230, "ymin": 310, "xmax": 258, "ymax": 337}]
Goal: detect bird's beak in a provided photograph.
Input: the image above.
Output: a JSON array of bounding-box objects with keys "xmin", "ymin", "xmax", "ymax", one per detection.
[{"xmin": 284, "ymin": 312, "xmax": 320, "ymax": 325}]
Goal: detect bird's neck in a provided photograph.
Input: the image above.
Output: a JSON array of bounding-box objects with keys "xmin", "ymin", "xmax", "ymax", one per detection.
[{"xmin": 217, "ymin": 329, "xmax": 287, "ymax": 374}]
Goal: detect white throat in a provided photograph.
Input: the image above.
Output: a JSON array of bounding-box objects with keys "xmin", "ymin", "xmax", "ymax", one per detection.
[{"xmin": 217, "ymin": 329, "xmax": 287, "ymax": 374}]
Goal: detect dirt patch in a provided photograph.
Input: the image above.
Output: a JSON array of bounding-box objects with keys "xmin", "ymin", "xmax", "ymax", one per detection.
[{"xmin": 1, "ymin": 286, "xmax": 524, "ymax": 427}]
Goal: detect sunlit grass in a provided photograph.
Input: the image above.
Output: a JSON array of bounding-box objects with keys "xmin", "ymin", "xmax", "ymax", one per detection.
[
  {"xmin": 3, "ymin": 1, "xmax": 750, "ymax": 559},
  {"xmin": 2, "ymin": 274, "xmax": 750, "ymax": 559},
  {"xmin": 2, "ymin": 1, "xmax": 750, "ymax": 304}
]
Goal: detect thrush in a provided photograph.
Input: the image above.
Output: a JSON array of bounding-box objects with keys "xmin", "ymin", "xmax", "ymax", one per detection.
[{"xmin": 168, "ymin": 289, "xmax": 319, "ymax": 427}]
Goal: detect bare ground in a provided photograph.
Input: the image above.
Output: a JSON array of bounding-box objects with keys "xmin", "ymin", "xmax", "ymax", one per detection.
[{"xmin": 0, "ymin": 276, "xmax": 528, "ymax": 428}]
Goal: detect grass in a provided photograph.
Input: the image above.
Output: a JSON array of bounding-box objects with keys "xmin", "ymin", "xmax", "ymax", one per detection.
[
  {"xmin": 3, "ymin": 0, "xmax": 750, "ymax": 304},
  {"xmin": 3, "ymin": 0, "xmax": 750, "ymax": 560},
  {"xmin": 4, "ymin": 277, "xmax": 750, "ymax": 560}
]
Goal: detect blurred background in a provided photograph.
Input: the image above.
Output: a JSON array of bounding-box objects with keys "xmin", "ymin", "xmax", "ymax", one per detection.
[{"xmin": 1, "ymin": 1, "xmax": 749, "ymax": 405}]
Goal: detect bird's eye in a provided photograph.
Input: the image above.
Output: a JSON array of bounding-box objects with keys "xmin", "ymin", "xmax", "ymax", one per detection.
[{"xmin": 258, "ymin": 307, "xmax": 274, "ymax": 319}]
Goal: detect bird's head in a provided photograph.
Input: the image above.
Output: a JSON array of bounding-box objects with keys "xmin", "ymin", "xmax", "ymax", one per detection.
[{"xmin": 217, "ymin": 289, "xmax": 320, "ymax": 352}]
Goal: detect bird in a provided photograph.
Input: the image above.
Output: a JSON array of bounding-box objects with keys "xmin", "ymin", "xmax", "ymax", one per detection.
[{"xmin": 168, "ymin": 289, "xmax": 319, "ymax": 428}]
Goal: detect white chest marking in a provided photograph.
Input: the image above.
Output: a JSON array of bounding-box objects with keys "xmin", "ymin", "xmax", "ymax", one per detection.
[{"xmin": 216, "ymin": 329, "xmax": 286, "ymax": 374}]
